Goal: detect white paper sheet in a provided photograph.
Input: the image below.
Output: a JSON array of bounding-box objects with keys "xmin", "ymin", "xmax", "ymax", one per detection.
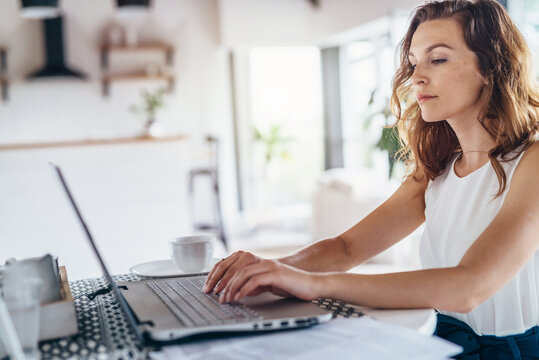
[{"xmin": 149, "ymin": 317, "xmax": 462, "ymax": 360}]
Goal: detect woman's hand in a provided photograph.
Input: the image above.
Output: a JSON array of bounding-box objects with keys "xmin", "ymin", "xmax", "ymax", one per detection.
[
  {"xmin": 203, "ymin": 251, "xmax": 264, "ymax": 295},
  {"xmin": 215, "ymin": 259, "xmax": 321, "ymax": 303}
]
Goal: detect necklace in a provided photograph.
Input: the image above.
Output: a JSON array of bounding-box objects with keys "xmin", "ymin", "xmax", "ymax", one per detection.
[
  {"xmin": 456, "ymin": 150, "xmax": 490, "ymax": 163},
  {"xmin": 460, "ymin": 150, "xmax": 489, "ymax": 155}
]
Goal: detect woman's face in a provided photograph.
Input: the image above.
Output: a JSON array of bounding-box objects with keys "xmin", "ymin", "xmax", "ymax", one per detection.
[{"xmin": 408, "ymin": 18, "xmax": 488, "ymax": 123}]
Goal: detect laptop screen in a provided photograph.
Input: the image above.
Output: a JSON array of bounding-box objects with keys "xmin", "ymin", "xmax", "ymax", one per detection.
[{"xmin": 51, "ymin": 163, "xmax": 143, "ymax": 343}]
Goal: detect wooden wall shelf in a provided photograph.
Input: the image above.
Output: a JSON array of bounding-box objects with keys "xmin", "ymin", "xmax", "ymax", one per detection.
[
  {"xmin": 0, "ymin": 134, "xmax": 188, "ymax": 151},
  {"xmin": 100, "ymin": 43, "xmax": 175, "ymax": 96},
  {"xmin": 101, "ymin": 73, "xmax": 175, "ymax": 96},
  {"xmin": 103, "ymin": 73, "xmax": 174, "ymax": 81},
  {"xmin": 102, "ymin": 44, "xmax": 173, "ymax": 54}
]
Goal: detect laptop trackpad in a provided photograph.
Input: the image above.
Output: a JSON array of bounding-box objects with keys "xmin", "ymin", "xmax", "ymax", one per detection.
[{"xmin": 239, "ymin": 293, "xmax": 328, "ymax": 320}]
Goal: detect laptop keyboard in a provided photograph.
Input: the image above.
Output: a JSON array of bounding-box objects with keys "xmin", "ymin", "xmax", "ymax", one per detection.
[{"xmin": 147, "ymin": 277, "xmax": 261, "ymax": 327}]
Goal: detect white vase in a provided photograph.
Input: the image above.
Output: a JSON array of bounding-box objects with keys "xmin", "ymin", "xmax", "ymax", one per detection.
[
  {"xmin": 144, "ymin": 118, "xmax": 162, "ymax": 137},
  {"xmin": 148, "ymin": 122, "xmax": 162, "ymax": 137}
]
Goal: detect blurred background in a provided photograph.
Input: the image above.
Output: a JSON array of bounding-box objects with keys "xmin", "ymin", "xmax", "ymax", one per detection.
[{"xmin": 1, "ymin": 0, "xmax": 537, "ymax": 280}]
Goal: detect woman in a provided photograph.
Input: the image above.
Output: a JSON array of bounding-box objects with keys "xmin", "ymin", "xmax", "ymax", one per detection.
[{"xmin": 205, "ymin": 0, "xmax": 539, "ymax": 357}]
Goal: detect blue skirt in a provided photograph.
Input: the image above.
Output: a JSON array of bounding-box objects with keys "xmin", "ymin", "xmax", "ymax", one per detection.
[{"xmin": 435, "ymin": 313, "xmax": 539, "ymax": 360}]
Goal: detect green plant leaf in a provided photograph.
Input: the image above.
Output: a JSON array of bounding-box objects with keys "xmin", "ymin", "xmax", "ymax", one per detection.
[
  {"xmin": 130, "ymin": 87, "xmax": 168, "ymax": 119},
  {"xmin": 253, "ymin": 124, "xmax": 295, "ymax": 165}
]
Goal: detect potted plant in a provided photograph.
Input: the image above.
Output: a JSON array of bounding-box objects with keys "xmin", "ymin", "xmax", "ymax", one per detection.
[
  {"xmin": 129, "ymin": 87, "xmax": 168, "ymax": 137},
  {"xmin": 253, "ymin": 124, "xmax": 294, "ymax": 179},
  {"xmin": 250, "ymin": 124, "xmax": 294, "ymax": 225},
  {"xmin": 365, "ymin": 90, "xmax": 404, "ymax": 179}
]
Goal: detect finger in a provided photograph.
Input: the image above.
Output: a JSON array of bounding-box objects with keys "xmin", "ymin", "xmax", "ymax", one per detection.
[
  {"xmin": 204, "ymin": 252, "xmax": 241, "ymax": 293},
  {"xmin": 221, "ymin": 262, "xmax": 270, "ymax": 302},
  {"xmin": 233, "ymin": 273, "xmax": 276, "ymax": 302},
  {"xmin": 206, "ymin": 258, "xmax": 224, "ymax": 281},
  {"xmin": 245, "ymin": 285, "xmax": 271, "ymax": 297},
  {"xmin": 212, "ymin": 253, "xmax": 259, "ymax": 294},
  {"xmin": 221, "ymin": 261, "xmax": 275, "ymax": 302},
  {"xmin": 204, "ymin": 258, "xmax": 226, "ymax": 293}
]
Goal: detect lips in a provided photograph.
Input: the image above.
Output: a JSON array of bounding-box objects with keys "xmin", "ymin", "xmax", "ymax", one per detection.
[{"xmin": 417, "ymin": 94, "xmax": 436, "ymax": 104}]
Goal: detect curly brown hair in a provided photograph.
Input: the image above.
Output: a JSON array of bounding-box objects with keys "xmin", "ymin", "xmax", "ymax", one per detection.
[{"xmin": 391, "ymin": 0, "xmax": 539, "ymax": 196}]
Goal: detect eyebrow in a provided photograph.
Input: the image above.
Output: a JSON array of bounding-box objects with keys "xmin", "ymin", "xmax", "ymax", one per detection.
[{"xmin": 409, "ymin": 43, "xmax": 453, "ymax": 58}]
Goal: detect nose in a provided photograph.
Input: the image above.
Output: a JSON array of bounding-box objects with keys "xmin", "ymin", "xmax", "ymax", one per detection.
[{"xmin": 410, "ymin": 63, "xmax": 427, "ymax": 85}]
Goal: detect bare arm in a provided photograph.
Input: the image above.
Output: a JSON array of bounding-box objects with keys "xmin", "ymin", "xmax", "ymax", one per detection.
[
  {"xmin": 220, "ymin": 143, "xmax": 539, "ymax": 311},
  {"xmin": 278, "ymin": 171, "xmax": 428, "ymax": 272},
  {"xmin": 204, "ymin": 172, "xmax": 427, "ymax": 293}
]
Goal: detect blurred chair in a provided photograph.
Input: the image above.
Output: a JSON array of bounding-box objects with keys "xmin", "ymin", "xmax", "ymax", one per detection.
[
  {"xmin": 310, "ymin": 168, "xmax": 421, "ymax": 266},
  {"xmin": 187, "ymin": 135, "xmax": 228, "ymax": 250}
]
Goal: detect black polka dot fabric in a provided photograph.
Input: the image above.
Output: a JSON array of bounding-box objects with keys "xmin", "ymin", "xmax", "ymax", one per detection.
[
  {"xmin": 313, "ymin": 298, "xmax": 365, "ymax": 319},
  {"xmin": 38, "ymin": 274, "xmax": 363, "ymax": 359},
  {"xmin": 39, "ymin": 274, "xmax": 148, "ymax": 360}
]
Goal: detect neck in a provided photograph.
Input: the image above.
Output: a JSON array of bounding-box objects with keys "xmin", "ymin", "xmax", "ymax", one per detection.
[
  {"xmin": 457, "ymin": 150, "xmax": 490, "ymax": 168},
  {"xmin": 446, "ymin": 116, "xmax": 495, "ymax": 169},
  {"xmin": 445, "ymin": 85, "xmax": 494, "ymax": 157}
]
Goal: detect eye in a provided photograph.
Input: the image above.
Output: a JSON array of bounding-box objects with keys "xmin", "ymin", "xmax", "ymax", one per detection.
[
  {"xmin": 410, "ymin": 64, "xmax": 416, "ymax": 71},
  {"xmin": 432, "ymin": 59, "xmax": 447, "ymax": 64}
]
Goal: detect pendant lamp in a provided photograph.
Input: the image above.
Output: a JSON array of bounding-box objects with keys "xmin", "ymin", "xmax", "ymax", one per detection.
[
  {"xmin": 20, "ymin": 0, "xmax": 60, "ymax": 19},
  {"xmin": 116, "ymin": 0, "xmax": 151, "ymax": 17}
]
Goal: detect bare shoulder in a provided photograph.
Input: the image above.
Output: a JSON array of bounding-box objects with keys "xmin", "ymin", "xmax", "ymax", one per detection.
[
  {"xmin": 401, "ymin": 166, "xmax": 429, "ymax": 191},
  {"xmin": 513, "ymin": 140, "xmax": 539, "ymax": 179},
  {"xmin": 505, "ymin": 140, "xmax": 539, "ymax": 205},
  {"xmin": 522, "ymin": 138, "xmax": 539, "ymax": 157},
  {"xmin": 391, "ymin": 166, "xmax": 429, "ymax": 204}
]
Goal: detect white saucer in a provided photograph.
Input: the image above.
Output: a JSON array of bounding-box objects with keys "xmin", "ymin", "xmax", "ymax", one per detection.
[{"xmin": 129, "ymin": 258, "xmax": 220, "ymax": 278}]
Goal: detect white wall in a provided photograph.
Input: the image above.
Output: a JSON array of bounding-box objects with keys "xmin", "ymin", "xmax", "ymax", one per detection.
[
  {"xmin": 0, "ymin": 0, "xmax": 225, "ymax": 143},
  {"xmin": 0, "ymin": 142, "xmax": 196, "ymax": 280},
  {"xmin": 0, "ymin": 0, "xmax": 235, "ymax": 280},
  {"xmin": 218, "ymin": 0, "xmax": 423, "ymax": 47}
]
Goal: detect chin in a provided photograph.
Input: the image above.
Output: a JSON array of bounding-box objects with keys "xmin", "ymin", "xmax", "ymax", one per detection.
[{"xmin": 420, "ymin": 113, "xmax": 446, "ymax": 123}]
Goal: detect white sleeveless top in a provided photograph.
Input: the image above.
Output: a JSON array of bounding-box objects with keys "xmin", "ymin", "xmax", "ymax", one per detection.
[{"xmin": 419, "ymin": 145, "xmax": 539, "ymax": 336}]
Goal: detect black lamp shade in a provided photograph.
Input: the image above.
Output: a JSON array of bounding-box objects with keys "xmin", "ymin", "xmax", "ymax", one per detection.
[
  {"xmin": 116, "ymin": 0, "xmax": 151, "ymax": 7},
  {"xmin": 20, "ymin": 0, "xmax": 60, "ymax": 19},
  {"xmin": 115, "ymin": 0, "xmax": 151, "ymax": 17},
  {"xmin": 22, "ymin": 0, "xmax": 58, "ymax": 6}
]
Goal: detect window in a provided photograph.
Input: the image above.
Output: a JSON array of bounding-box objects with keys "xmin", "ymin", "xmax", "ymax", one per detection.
[
  {"xmin": 509, "ymin": 0, "xmax": 539, "ymax": 80},
  {"xmin": 341, "ymin": 33, "xmax": 403, "ymax": 187},
  {"xmin": 246, "ymin": 47, "xmax": 324, "ymax": 214},
  {"xmin": 342, "ymin": 38, "xmax": 390, "ymax": 171}
]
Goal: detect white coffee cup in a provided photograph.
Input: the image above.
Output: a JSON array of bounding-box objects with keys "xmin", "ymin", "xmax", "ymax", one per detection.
[{"xmin": 168, "ymin": 235, "xmax": 215, "ymax": 273}]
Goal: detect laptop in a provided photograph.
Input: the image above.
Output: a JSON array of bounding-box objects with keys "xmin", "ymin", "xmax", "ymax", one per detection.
[{"xmin": 51, "ymin": 164, "xmax": 332, "ymax": 344}]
